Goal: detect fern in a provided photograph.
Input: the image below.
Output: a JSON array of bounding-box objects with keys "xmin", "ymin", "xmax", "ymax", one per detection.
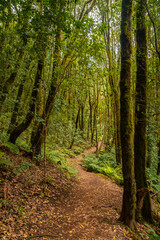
[
  {"xmin": 2, "ymin": 142, "xmax": 20, "ymax": 154},
  {"xmin": 83, "ymin": 151, "xmax": 123, "ymax": 184},
  {"xmin": 47, "ymin": 150, "xmax": 77, "ymax": 178},
  {"xmin": 0, "ymin": 152, "xmax": 14, "ymax": 167},
  {"xmin": 145, "ymin": 224, "xmax": 160, "ymax": 240}
]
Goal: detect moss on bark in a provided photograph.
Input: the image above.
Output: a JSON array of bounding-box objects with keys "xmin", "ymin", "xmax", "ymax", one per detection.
[
  {"xmin": 120, "ymin": 0, "xmax": 136, "ymax": 230},
  {"xmin": 134, "ymin": 0, "xmax": 153, "ymax": 223}
]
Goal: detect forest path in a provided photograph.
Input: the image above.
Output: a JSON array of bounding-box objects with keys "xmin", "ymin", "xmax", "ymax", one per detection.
[
  {"xmin": 1, "ymin": 145, "xmax": 149, "ymax": 239},
  {"xmin": 49, "ymin": 147, "xmax": 131, "ymax": 240}
]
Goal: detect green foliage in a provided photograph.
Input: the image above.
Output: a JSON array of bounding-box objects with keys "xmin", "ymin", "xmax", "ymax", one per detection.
[
  {"xmin": 146, "ymin": 140, "xmax": 160, "ymax": 192},
  {"xmin": 0, "ymin": 131, "xmax": 8, "ymax": 143},
  {"xmin": 47, "ymin": 150, "xmax": 66, "ymax": 165},
  {"xmin": 16, "ymin": 138, "xmax": 31, "ymax": 152},
  {"xmin": 73, "ymin": 146, "xmax": 84, "ymax": 155},
  {"xmin": 146, "ymin": 168, "xmax": 160, "ymax": 192},
  {"xmin": 2, "ymin": 142, "xmax": 20, "ymax": 154},
  {"xmin": 0, "ymin": 151, "xmax": 14, "ymax": 167},
  {"xmin": 61, "ymin": 148, "xmax": 76, "ymax": 158},
  {"xmin": 145, "ymin": 224, "xmax": 160, "ymax": 240},
  {"xmin": 83, "ymin": 151, "xmax": 123, "ymax": 184},
  {"xmin": 47, "ymin": 150, "xmax": 77, "ymax": 178},
  {"xmin": 13, "ymin": 162, "xmax": 31, "ymax": 175}
]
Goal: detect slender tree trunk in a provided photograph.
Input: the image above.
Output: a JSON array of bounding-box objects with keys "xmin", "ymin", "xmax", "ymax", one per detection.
[
  {"xmin": 31, "ymin": 80, "xmax": 57, "ymax": 159},
  {"xmin": 156, "ymin": 58, "xmax": 160, "ymax": 175},
  {"xmin": 120, "ymin": 0, "xmax": 136, "ymax": 230},
  {"xmin": 96, "ymin": 111, "xmax": 112, "ymax": 156},
  {"xmin": 7, "ymin": 79, "xmax": 26, "ymax": 135},
  {"xmin": 69, "ymin": 107, "xmax": 80, "ymax": 149},
  {"xmin": 0, "ymin": 40, "xmax": 28, "ymax": 112},
  {"xmin": 91, "ymin": 104, "xmax": 97, "ymax": 143},
  {"xmin": 0, "ymin": 72, "xmax": 17, "ymax": 112},
  {"xmin": 89, "ymin": 94, "xmax": 93, "ymax": 142},
  {"xmin": 134, "ymin": 0, "xmax": 153, "ymax": 223},
  {"xmin": 114, "ymin": 92, "xmax": 122, "ymax": 164},
  {"xmin": 9, "ymin": 60, "xmax": 43, "ymax": 144},
  {"xmin": 30, "ymin": 82, "xmax": 44, "ymax": 164},
  {"xmin": 7, "ymin": 59, "xmax": 31, "ymax": 135},
  {"xmin": 80, "ymin": 105, "xmax": 84, "ymax": 136},
  {"xmin": 31, "ymin": 17, "xmax": 63, "ymax": 159},
  {"xmin": 157, "ymin": 140, "xmax": 160, "ymax": 175},
  {"xmin": 146, "ymin": 109, "xmax": 152, "ymax": 168}
]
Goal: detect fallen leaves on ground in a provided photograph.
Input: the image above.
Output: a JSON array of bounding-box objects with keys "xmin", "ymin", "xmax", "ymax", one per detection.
[{"xmin": 0, "ymin": 146, "xmax": 159, "ymax": 239}]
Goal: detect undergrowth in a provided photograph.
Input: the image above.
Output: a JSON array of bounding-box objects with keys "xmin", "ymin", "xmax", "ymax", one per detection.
[
  {"xmin": 0, "ymin": 140, "xmax": 78, "ymax": 180},
  {"xmin": 146, "ymin": 142, "xmax": 160, "ymax": 192},
  {"xmin": 83, "ymin": 149, "xmax": 123, "ymax": 185},
  {"xmin": 46, "ymin": 148, "xmax": 77, "ymax": 179},
  {"xmin": 145, "ymin": 224, "xmax": 160, "ymax": 240}
]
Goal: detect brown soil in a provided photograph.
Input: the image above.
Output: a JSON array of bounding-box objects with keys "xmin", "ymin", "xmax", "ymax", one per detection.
[{"xmin": 0, "ymin": 146, "xmax": 154, "ymax": 239}]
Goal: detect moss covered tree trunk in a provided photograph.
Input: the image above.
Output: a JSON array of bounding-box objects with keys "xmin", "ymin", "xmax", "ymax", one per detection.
[
  {"xmin": 120, "ymin": 0, "xmax": 136, "ymax": 230},
  {"xmin": 7, "ymin": 58, "xmax": 31, "ymax": 135},
  {"xmin": 114, "ymin": 92, "xmax": 122, "ymax": 164},
  {"xmin": 8, "ymin": 60, "xmax": 43, "ymax": 144},
  {"xmin": 31, "ymin": 26, "xmax": 61, "ymax": 159},
  {"xmin": 134, "ymin": 0, "xmax": 153, "ymax": 223}
]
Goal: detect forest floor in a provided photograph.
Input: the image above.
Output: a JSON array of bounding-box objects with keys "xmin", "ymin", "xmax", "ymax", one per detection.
[{"xmin": 0, "ymin": 145, "xmax": 159, "ymax": 239}]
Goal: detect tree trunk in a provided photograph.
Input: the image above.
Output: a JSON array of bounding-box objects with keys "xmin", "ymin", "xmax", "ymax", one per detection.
[
  {"xmin": 102, "ymin": 7, "xmax": 122, "ymax": 160},
  {"xmin": 0, "ymin": 72, "xmax": 17, "ymax": 112},
  {"xmin": 80, "ymin": 105, "xmax": 84, "ymax": 137},
  {"xmin": 7, "ymin": 59, "xmax": 31, "ymax": 135},
  {"xmin": 7, "ymin": 79, "xmax": 26, "ymax": 135},
  {"xmin": 146, "ymin": 112, "xmax": 152, "ymax": 168},
  {"xmin": 0, "ymin": 39, "xmax": 28, "ymax": 112},
  {"xmin": 30, "ymin": 82, "xmax": 44, "ymax": 164},
  {"xmin": 31, "ymin": 18, "xmax": 63, "ymax": 159},
  {"xmin": 8, "ymin": 60, "xmax": 43, "ymax": 144},
  {"xmin": 134, "ymin": 0, "xmax": 153, "ymax": 223},
  {"xmin": 91, "ymin": 104, "xmax": 97, "ymax": 143},
  {"xmin": 69, "ymin": 107, "xmax": 80, "ymax": 149},
  {"xmin": 114, "ymin": 92, "xmax": 122, "ymax": 164},
  {"xmin": 157, "ymin": 140, "xmax": 160, "ymax": 175},
  {"xmin": 89, "ymin": 94, "xmax": 93, "ymax": 142},
  {"xmin": 120, "ymin": 0, "xmax": 136, "ymax": 230}
]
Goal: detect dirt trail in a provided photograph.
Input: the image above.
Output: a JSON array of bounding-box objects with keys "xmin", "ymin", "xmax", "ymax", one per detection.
[
  {"xmin": 49, "ymin": 147, "xmax": 130, "ymax": 240},
  {"xmin": 0, "ymin": 146, "xmax": 150, "ymax": 239}
]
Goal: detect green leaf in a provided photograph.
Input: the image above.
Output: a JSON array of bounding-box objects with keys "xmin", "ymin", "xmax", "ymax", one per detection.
[{"xmin": 0, "ymin": 158, "xmax": 14, "ymax": 167}]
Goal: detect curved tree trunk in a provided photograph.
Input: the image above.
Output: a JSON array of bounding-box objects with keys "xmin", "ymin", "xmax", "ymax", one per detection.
[
  {"xmin": 119, "ymin": 0, "xmax": 136, "ymax": 230},
  {"xmin": 8, "ymin": 60, "xmax": 43, "ymax": 144},
  {"xmin": 7, "ymin": 59, "xmax": 32, "ymax": 135}
]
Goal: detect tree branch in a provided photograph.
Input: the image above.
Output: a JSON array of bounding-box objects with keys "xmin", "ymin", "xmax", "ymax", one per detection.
[
  {"xmin": 79, "ymin": 0, "xmax": 96, "ymax": 21},
  {"xmin": 145, "ymin": 2, "xmax": 160, "ymax": 60}
]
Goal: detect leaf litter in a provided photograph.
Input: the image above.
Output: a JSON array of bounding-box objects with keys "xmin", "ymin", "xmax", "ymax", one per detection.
[{"xmin": 0, "ymin": 145, "xmax": 158, "ymax": 239}]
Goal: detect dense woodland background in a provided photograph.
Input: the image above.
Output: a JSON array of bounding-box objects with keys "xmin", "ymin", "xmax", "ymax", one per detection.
[{"xmin": 0, "ymin": 0, "xmax": 160, "ymax": 238}]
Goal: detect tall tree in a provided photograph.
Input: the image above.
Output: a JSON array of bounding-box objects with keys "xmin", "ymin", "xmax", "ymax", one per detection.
[
  {"xmin": 98, "ymin": 0, "xmax": 122, "ymax": 163},
  {"xmin": 134, "ymin": 0, "xmax": 153, "ymax": 222},
  {"xmin": 119, "ymin": 0, "xmax": 136, "ymax": 230}
]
